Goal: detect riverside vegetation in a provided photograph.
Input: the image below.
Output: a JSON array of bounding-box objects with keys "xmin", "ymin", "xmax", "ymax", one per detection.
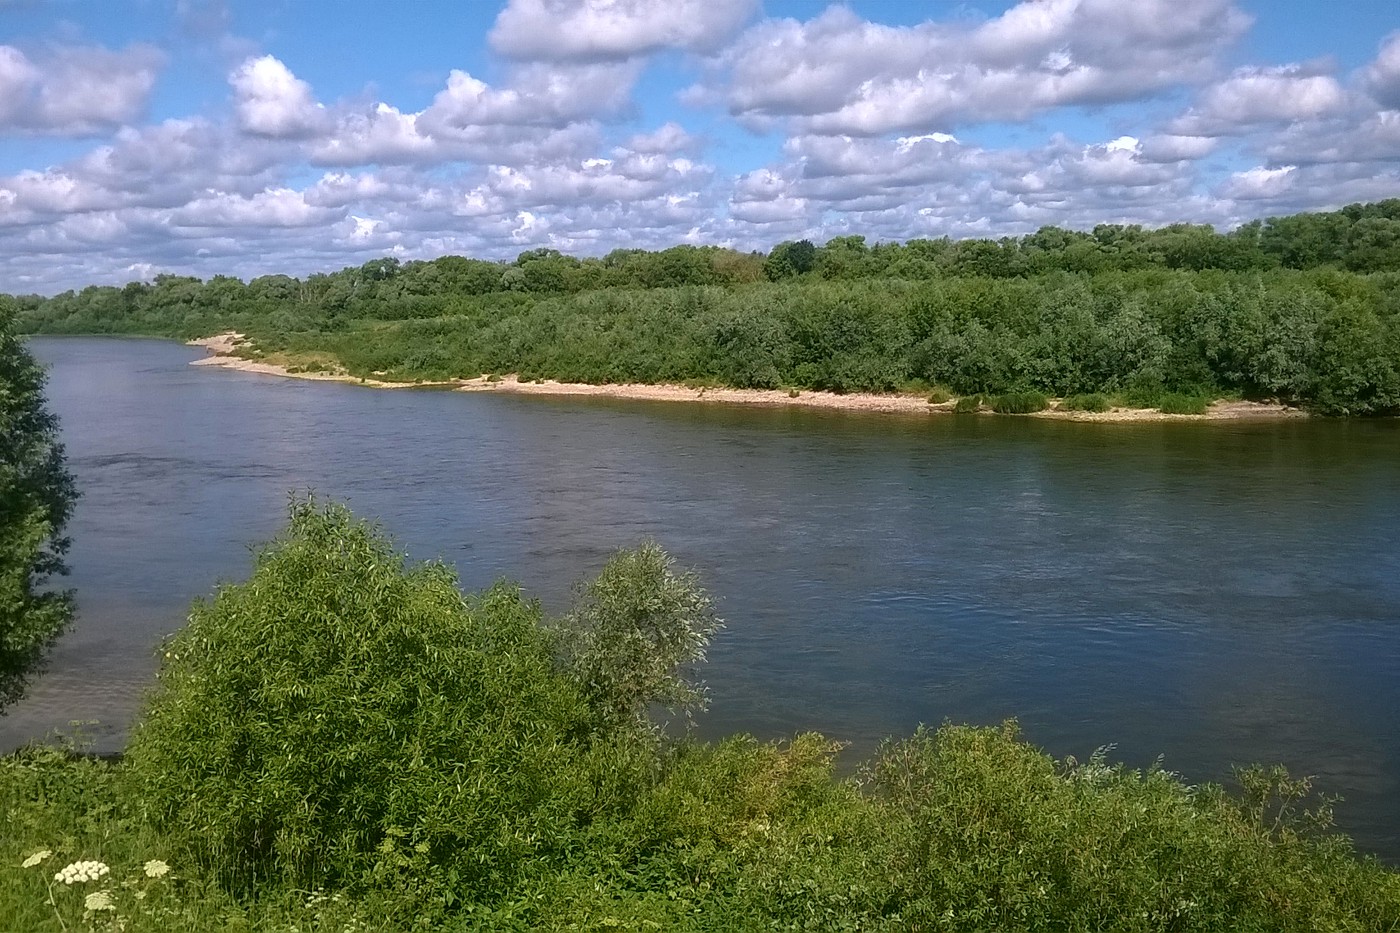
[
  {"xmin": 9, "ymin": 200, "xmax": 1400, "ymax": 415},
  {"xmin": 4, "ymin": 499, "xmax": 1400, "ymax": 931}
]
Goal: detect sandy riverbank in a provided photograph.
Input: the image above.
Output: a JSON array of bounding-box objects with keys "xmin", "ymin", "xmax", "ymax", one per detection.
[{"xmin": 187, "ymin": 333, "xmax": 1306, "ymax": 422}]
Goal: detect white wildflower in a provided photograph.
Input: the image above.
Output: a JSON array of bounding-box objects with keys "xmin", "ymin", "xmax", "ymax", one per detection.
[
  {"xmin": 54, "ymin": 860, "xmax": 110, "ymax": 884},
  {"xmin": 84, "ymin": 890, "xmax": 116, "ymax": 912},
  {"xmin": 143, "ymin": 859, "xmax": 171, "ymax": 879},
  {"xmin": 21, "ymin": 849, "xmax": 52, "ymax": 868}
]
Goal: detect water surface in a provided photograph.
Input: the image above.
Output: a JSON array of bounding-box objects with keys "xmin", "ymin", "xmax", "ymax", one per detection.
[{"xmin": 7, "ymin": 337, "xmax": 1400, "ymax": 860}]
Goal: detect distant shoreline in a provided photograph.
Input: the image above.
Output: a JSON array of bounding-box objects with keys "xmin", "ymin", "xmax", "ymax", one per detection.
[{"xmin": 188, "ymin": 333, "xmax": 1307, "ymax": 422}]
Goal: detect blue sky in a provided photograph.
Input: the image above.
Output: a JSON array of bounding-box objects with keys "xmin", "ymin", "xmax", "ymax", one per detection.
[{"xmin": 2, "ymin": 0, "xmax": 1399, "ymax": 293}]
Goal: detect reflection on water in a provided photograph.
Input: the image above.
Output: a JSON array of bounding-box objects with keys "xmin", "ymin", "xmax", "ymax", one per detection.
[{"xmin": 7, "ymin": 337, "xmax": 1400, "ymax": 862}]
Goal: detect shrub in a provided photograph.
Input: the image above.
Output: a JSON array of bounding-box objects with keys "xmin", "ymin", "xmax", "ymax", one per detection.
[
  {"xmin": 124, "ymin": 498, "xmax": 596, "ymax": 899},
  {"xmin": 553, "ymin": 541, "xmax": 723, "ymax": 737},
  {"xmin": 863, "ymin": 722, "xmax": 1400, "ymax": 932},
  {"xmin": 953, "ymin": 394, "xmax": 985, "ymax": 413},
  {"xmin": 991, "ymin": 390, "xmax": 1050, "ymax": 414},
  {"xmin": 926, "ymin": 386, "xmax": 952, "ymax": 404},
  {"xmin": 1158, "ymin": 392, "xmax": 1211, "ymax": 414},
  {"xmin": 1059, "ymin": 393, "xmax": 1111, "ymax": 412}
]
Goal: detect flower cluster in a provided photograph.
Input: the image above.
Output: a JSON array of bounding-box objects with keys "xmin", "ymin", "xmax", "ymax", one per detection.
[
  {"xmin": 84, "ymin": 891, "xmax": 116, "ymax": 912},
  {"xmin": 54, "ymin": 860, "xmax": 110, "ymax": 884},
  {"xmin": 21, "ymin": 850, "xmax": 52, "ymax": 869},
  {"xmin": 143, "ymin": 859, "xmax": 171, "ymax": 879}
]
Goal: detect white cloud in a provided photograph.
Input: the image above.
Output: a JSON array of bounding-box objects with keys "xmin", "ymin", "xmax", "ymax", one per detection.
[
  {"xmin": 1218, "ymin": 165, "xmax": 1296, "ymax": 200},
  {"xmin": 1362, "ymin": 32, "xmax": 1400, "ymax": 110},
  {"xmin": 171, "ymin": 188, "xmax": 340, "ymax": 228},
  {"xmin": 0, "ymin": 43, "xmax": 163, "ymax": 136},
  {"xmin": 622, "ymin": 122, "xmax": 699, "ymax": 155},
  {"xmin": 311, "ymin": 103, "xmax": 435, "ymax": 165},
  {"xmin": 1139, "ymin": 134, "xmax": 1218, "ymax": 163},
  {"xmin": 1170, "ymin": 64, "xmax": 1347, "ymax": 136},
  {"xmin": 230, "ymin": 55, "xmax": 327, "ymax": 138},
  {"xmin": 490, "ymin": 0, "xmax": 757, "ymax": 60},
  {"xmin": 421, "ymin": 62, "xmax": 639, "ymax": 133},
  {"xmin": 715, "ymin": 0, "xmax": 1250, "ymax": 135}
]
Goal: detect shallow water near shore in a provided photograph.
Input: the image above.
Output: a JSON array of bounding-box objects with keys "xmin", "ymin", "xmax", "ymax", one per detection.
[{"xmin": 8, "ymin": 336, "xmax": 1400, "ymax": 862}]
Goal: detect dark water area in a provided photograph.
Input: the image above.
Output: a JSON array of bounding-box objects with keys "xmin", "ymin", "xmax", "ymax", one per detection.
[{"xmin": 7, "ymin": 337, "xmax": 1400, "ymax": 862}]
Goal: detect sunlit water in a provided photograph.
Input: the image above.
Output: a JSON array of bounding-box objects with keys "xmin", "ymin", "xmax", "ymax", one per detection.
[{"xmin": 7, "ymin": 337, "xmax": 1400, "ymax": 861}]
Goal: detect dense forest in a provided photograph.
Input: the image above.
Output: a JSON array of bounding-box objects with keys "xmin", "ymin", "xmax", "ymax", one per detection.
[
  {"xmin": 10, "ymin": 199, "xmax": 1400, "ymax": 414},
  {"xmin": 5, "ymin": 500, "xmax": 1399, "ymax": 931}
]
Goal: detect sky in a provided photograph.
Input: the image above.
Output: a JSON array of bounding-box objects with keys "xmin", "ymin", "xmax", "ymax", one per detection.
[{"xmin": 2, "ymin": 0, "xmax": 1399, "ymax": 294}]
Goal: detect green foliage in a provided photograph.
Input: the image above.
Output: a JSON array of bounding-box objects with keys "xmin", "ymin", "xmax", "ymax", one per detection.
[
  {"xmin": 1157, "ymin": 392, "xmax": 1212, "ymax": 415},
  {"xmin": 991, "ymin": 390, "xmax": 1050, "ymax": 413},
  {"xmin": 953, "ymin": 394, "xmax": 986, "ymax": 413},
  {"xmin": 5, "ymin": 499, "xmax": 1400, "ymax": 929},
  {"xmin": 124, "ymin": 497, "xmax": 597, "ymax": 900},
  {"xmin": 554, "ymin": 541, "xmax": 723, "ymax": 737},
  {"xmin": 1060, "ymin": 392, "xmax": 1111, "ymax": 412},
  {"xmin": 863, "ymin": 722, "xmax": 1400, "ymax": 931},
  {"xmin": 926, "ymin": 386, "xmax": 952, "ymax": 404},
  {"xmin": 0, "ymin": 305, "xmax": 77, "ymax": 712},
  {"xmin": 13, "ymin": 200, "xmax": 1400, "ymax": 415}
]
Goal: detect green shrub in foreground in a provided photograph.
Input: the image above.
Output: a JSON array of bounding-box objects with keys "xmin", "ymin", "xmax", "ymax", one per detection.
[
  {"xmin": 40, "ymin": 500, "xmax": 1396, "ymax": 930},
  {"xmin": 864, "ymin": 722, "xmax": 1400, "ymax": 932},
  {"xmin": 124, "ymin": 498, "xmax": 603, "ymax": 901},
  {"xmin": 991, "ymin": 390, "xmax": 1050, "ymax": 414}
]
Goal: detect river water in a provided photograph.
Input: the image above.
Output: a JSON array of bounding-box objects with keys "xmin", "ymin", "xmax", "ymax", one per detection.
[{"xmin": 7, "ymin": 337, "xmax": 1400, "ymax": 860}]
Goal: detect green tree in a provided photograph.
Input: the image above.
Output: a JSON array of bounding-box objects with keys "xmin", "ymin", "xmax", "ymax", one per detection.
[
  {"xmin": 554, "ymin": 541, "xmax": 723, "ymax": 736},
  {"xmin": 0, "ymin": 304, "xmax": 77, "ymax": 712}
]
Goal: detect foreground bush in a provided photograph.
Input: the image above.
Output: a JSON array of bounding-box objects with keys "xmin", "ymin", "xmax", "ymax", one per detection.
[
  {"xmin": 125, "ymin": 499, "xmax": 605, "ymax": 902},
  {"xmin": 7, "ymin": 501, "xmax": 1395, "ymax": 930}
]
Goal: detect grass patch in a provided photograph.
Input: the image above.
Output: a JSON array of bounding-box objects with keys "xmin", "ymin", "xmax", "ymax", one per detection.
[
  {"xmin": 1157, "ymin": 392, "xmax": 1212, "ymax": 415},
  {"xmin": 953, "ymin": 394, "xmax": 986, "ymax": 413},
  {"xmin": 926, "ymin": 386, "xmax": 953, "ymax": 404},
  {"xmin": 991, "ymin": 390, "xmax": 1050, "ymax": 414},
  {"xmin": 1059, "ymin": 393, "xmax": 1111, "ymax": 413}
]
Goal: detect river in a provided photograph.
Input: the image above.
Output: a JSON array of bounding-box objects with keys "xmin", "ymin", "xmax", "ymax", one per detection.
[{"xmin": 6, "ymin": 336, "xmax": 1400, "ymax": 861}]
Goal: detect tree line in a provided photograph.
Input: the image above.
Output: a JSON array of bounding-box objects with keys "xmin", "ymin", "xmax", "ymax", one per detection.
[{"xmin": 9, "ymin": 199, "xmax": 1400, "ymax": 414}]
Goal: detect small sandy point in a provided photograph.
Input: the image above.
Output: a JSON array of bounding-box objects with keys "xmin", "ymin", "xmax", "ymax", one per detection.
[{"xmin": 188, "ymin": 332, "xmax": 1306, "ymax": 421}]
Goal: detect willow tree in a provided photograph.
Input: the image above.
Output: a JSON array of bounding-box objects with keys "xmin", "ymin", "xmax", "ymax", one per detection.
[{"xmin": 0, "ymin": 303, "xmax": 77, "ymax": 712}]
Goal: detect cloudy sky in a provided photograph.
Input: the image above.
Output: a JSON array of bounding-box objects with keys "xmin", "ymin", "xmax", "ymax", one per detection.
[{"xmin": 2, "ymin": 0, "xmax": 1399, "ymax": 293}]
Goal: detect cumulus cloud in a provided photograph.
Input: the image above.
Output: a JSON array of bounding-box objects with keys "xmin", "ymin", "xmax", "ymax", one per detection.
[
  {"xmin": 421, "ymin": 62, "xmax": 639, "ymax": 133},
  {"xmin": 714, "ymin": 0, "xmax": 1251, "ymax": 135},
  {"xmin": 1139, "ymin": 134, "xmax": 1218, "ymax": 163},
  {"xmin": 7, "ymin": 0, "xmax": 1400, "ymax": 294},
  {"xmin": 171, "ymin": 188, "xmax": 340, "ymax": 228},
  {"xmin": 230, "ymin": 55, "xmax": 328, "ymax": 138},
  {"xmin": 1169, "ymin": 64, "xmax": 1347, "ymax": 136},
  {"xmin": 1362, "ymin": 32, "xmax": 1400, "ymax": 110},
  {"xmin": 1218, "ymin": 165, "xmax": 1296, "ymax": 200},
  {"xmin": 0, "ymin": 43, "xmax": 163, "ymax": 135},
  {"xmin": 490, "ymin": 0, "xmax": 757, "ymax": 60}
]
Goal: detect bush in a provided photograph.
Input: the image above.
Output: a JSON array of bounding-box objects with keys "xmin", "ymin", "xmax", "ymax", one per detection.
[
  {"xmin": 953, "ymin": 394, "xmax": 985, "ymax": 413},
  {"xmin": 553, "ymin": 541, "xmax": 723, "ymax": 737},
  {"xmin": 124, "ymin": 498, "xmax": 597, "ymax": 900},
  {"xmin": 1158, "ymin": 392, "xmax": 1211, "ymax": 414},
  {"xmin": 1059, "ymin": 392, "xmax": 1111, "ymax": 412},
  {"xmin": 991, "ymin": 390, "xmax": 1050, "ymax": 414},
  {"xmin": 863, "ymin": 722, "xmax": 1400, "ymax": 931}
]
